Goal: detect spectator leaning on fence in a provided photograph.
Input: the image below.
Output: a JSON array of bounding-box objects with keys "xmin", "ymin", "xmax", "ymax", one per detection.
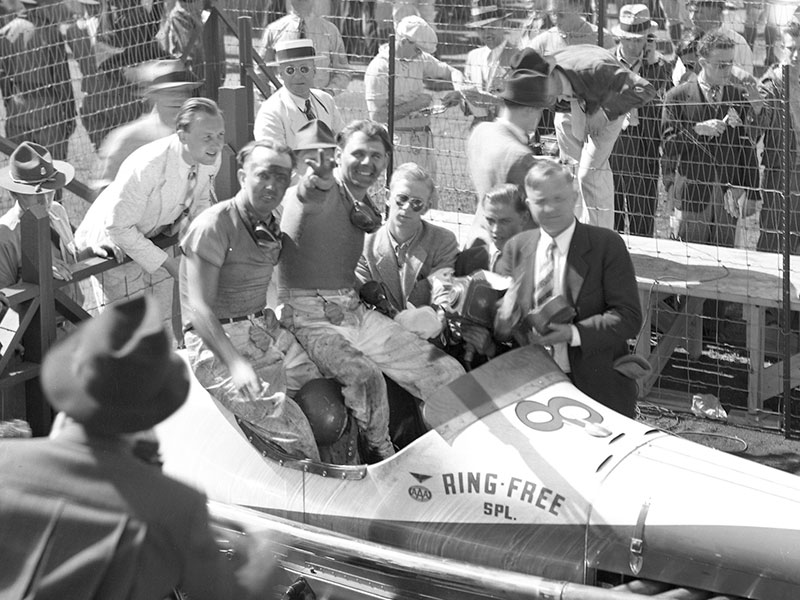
[
  {"xmin": 364, "ymin": 15, "xmax": 465, "ymax": 194},
  {"xmin": 261, "ymin": 0, "xmax": 351, "ymax": 96},
  {"xmin": 95, "ymin": 59, "xmax": 203, "ymax": 190},
  {"xmin": 758, "ymin": 19, "xmax": 800, "ymax": 255},
  {"xmin": 608, "ymin": 4, "xmax": 674, "ymax": 238},
  {"xmin": 75, "ymin": 97, "xmax": 224, "ymax": 325},
  {"xmin": 0, "ymin": 0, "xmax": 76, "ymax": 161},
  {"xmin": 0, "ymin": 142, "xmax": 93, "ymax": 292},
  {"xmin": 461, "ymin": 0, "xmax": 517, "ymax": 127},
  {"xmin": 254, "ymin": 39, "xmax": 344, "ymax": 150},
  {"xmin": 523, "ymin": 0, "xmax": 615, "ymax": 54},
  {"xmin": 528, "ymin": 45, "xmax": 657, "ymax": 230},
  {"xmin": 661, "ymin": 31, "xmax": 764, "ymax": 248}
]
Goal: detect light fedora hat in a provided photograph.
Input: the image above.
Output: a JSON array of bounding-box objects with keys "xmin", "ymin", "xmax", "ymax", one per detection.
[
  {"xmin": 612, "ymin": 4, "xmax": 657, "ymax": 39},
  {"xmin": 269, "ymin": 39, "xmax": 317, "ymax": 67},
  {"xmin": 0, "ymin": 142, "xmax": 75, "ymax": 195},
  {"xmin": 466, "ymin": 0, "xmax": 512, "ymax": 28},
  {"xmin": 141, "ymin": 59, "xmax": 203, "ymax": 92}
]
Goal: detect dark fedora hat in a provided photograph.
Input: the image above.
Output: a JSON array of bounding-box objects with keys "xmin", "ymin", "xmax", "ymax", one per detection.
[
  {"xmin": 0, "ymin": 142, "xmax": 75, "ymax": 195},
  {"xmin": 294, "ymin": 119, "xmax": 337, "ymax": 151},
  {"xmin": 508, "ymin": 47, "xmax": 551, "ymax": 74},
  {"xmin": 41, "ymin": 296, "xmax": 190, "ymax": 435},
  {"xmin": 466, "ymin": 0, "xmax": 511, "ymax": 28},
  {"xmin": 142, "ymin": 59, "xmax": 202, "ymax": 92},
  {"xmin": 498, "ymin": 49, "xmax": 552, "ymax": 108}
]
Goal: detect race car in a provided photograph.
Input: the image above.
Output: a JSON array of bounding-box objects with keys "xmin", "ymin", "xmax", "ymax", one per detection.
[{"xmin": 156, "ymin": 345, "xmax": 800, "ymax": 599}]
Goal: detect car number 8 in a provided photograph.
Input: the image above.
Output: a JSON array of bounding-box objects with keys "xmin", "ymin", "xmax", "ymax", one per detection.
[{"xmin": 515, "ymin": 396, "xmax": 604, "ymax": 432}]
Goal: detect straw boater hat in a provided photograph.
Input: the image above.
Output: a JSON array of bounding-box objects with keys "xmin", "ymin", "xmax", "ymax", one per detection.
[
  {"xmin": 269, "ymin": 39, "xmax": 317, "ymax": 67},
  {"xmin": 498, "ymin": 48, "xmax": 552, "ymax": 108},
  {"xmin": 396, "ymin": 15, "xmax": 438, "ymax": 55},
  {"xmin": 41, "ymin": 296, "xmax": 190, "ymax": 435},
  {"xmin": 0, "ymin": 142, "xmax": 75, "ymax": 195},
  {"xmin": 466, "ymin": 0, "xmax": 511, "ymax": 28},
  {"xmin": 612, "ymin": 4, "xmax": 657, "ymax": 39},
  {"xmin": 294, "ymin": 120, "xmax": 338, "ymax": 151}
]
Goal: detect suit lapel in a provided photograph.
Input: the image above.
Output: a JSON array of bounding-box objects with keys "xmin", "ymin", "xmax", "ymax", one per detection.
[
  {"xmin": 402, "ymin": 237, "xmax": 427, "ymax": 305},
  {"xmin": 374, "ymin": 229, "xmax": 405, "ymax": 310},
  {"xmin": 516, "ymin": 230, "xmax": 540, "ymax": 314},
  {"xmin": 566, "ymin": 223, "xmax": 589, "ymax": 305}
]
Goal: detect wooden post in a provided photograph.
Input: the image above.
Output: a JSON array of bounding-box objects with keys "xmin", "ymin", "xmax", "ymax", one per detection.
[
  {"xmin": 20, "ymin": 206, "xmax": 56, "ymax": 435},
  {"xmin": 217, "ymin": 86, "xmax": 250, "ymax": 199},
  {"xmin": 238, "ymin": 16, "xmax": 256, "ymax": 137},
  {"xmin": 203, "ymin": 7, "xmax": 222, "ymax": 102}
]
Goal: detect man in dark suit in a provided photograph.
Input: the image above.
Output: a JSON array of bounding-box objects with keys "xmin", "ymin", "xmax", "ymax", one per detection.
[
  {"xmin": 661, "ymin": 31, "xmax": 763, "ymax": 247},
  {"xmin": 465, "ymin": 50, "xmax": 548, "ymax": 247},
  {"xmin": 0, "ymin": 297, "xmax": 268, "ymax": 599},
  {"xmin": 495, "ymin": 160, "xmax": 642, "ymax": 417}
]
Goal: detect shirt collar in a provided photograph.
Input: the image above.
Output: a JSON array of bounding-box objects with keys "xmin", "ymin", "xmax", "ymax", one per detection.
[
  {"xmin": 540, "ymin": 219, "xmax": 577, "ymax": 255},
  {"xmin": 496, "ymin": 117, "xmax": 529, "ymax": 145}
]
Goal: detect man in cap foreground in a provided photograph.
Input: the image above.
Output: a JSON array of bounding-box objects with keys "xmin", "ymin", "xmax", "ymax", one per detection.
[
  {"xmin": 0, "ymin": 296, "xmax": 272, "ymax": 598},
  {"xmin": 95, "ymin": 59, "xmax": 203, "ymax": 189},
  {"xmin": 254, "ymin": 39, "xmax": 344, "ymax": 150},
  {"xmin": 181, "ymin": 137, "xmax": 322, "ymax": 461}
]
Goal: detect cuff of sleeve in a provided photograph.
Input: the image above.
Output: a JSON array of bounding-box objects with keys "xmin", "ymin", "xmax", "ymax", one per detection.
[{"xmin": 570, "ymin": 324, "xmax": 581, "ymax": 347}]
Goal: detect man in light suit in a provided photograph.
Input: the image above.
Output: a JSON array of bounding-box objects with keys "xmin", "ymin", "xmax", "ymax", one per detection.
[
  {"xmin": 465, "ymin": 48, "xmax": 547, "ymax": 247},
  {"xmin": 254, "ymin": 39, "xmax": 344, "ymax": 149},
  {"xmin": 356, "ymin": 162, "xmax": 458, "ymax": 315},
  {"xmin": 75, "ymin": 97, "xmax": 224, "ymax": 325},
  {"xmin": 0, "ymin": 296, "xmax": 271, "ymax": 599},
  {"xmin": 495, "ymin": 160, "xmax": 642, "ymax": 417}
]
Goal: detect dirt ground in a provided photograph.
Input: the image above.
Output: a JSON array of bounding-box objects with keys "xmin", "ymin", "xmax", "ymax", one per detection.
[{"xmin": 636, "ymin": 400, "xmax": 800, "ymax": 476}]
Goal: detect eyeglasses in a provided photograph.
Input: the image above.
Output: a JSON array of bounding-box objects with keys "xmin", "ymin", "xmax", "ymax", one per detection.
[
  {"xmin": 707, "ymin": 61, "xmax": 733, "ymax": 69},
  {"xmin": 283, "ymin": 65, "xmax": 312, "ymax": 76},
  {"xmin": 393, "ymin": 193, "xmax": 426, "ymax": 212}
]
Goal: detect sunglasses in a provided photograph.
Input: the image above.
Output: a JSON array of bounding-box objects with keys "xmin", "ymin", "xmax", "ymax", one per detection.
[
  {"xmin": 393, "ymin": 193, "xmax": 426, "ymax": 212},
  {"xmin": 254, "ymin": 218, "xmax": 283, "ymax": 249},
  {"xmin": 283, "ymin": 65, "xmax": 312, "ymax": 76}
]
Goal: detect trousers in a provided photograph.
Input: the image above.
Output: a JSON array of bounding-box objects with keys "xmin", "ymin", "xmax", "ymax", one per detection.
[
  {"xmin": 185, "ymin": 317, "xmax": 321, "ymax": 461},
  {"xmin": 281, "ymin": 289, "xmax": 465, "ymax": 459}
]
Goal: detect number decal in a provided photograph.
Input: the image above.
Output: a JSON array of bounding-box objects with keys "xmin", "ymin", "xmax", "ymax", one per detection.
[{"xmin": 516, "ymin": 396, "xmax": 604, "ymax": 432}]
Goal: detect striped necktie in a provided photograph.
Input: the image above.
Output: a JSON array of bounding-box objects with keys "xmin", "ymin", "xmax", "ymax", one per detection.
[
  {"xmin": 534, "ymin": 240, "xmax": 556, "ymax": 308},
  {"xmin": 298, "ymin": 18, "xmax": 306, "ymax": 38}
]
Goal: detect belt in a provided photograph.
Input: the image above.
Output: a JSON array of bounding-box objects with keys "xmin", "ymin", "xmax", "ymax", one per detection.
[
  {"xmin": 183, "ymin": 312, "xmax": 262, "ymax": 333},
  {"xmin": 278, "ymin": 288, "xmax": 354, "ymax": 298}
]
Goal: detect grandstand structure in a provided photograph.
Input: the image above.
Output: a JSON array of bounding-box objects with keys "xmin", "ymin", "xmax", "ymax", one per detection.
[{"xmin": 1, "ymin": 0, "xmax": 800, "ymax": 436}]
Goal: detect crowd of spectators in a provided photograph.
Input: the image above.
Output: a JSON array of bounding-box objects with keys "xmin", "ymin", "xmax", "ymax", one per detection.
[{"xmin": 2, "ymin": 1, "xmax": 800, "ymax": 594}]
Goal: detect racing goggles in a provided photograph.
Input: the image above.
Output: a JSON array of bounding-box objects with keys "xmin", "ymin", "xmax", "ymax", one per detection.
[
  {"xmin": 393, "ymin": 193, "xmax": 426, "ymax": 212},
  {"xmin": 254, "ymin": 217, "xmax": 282, "ymax": 249},
  {"xmin": 349, "ymin": 197, "xmax": 383, "ymax": 234}
]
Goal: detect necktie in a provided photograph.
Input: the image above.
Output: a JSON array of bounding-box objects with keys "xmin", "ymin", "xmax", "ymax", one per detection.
[
  {"xmin": 303, "ymin": 98, "xmax": 315, "ymax": 120},
  {"xmin": 168, "ymin": 165, "xmax": 197, "ymax": 237},
  {"xmin": 708, "ymin": 85, "xmax": 720, "ymax": 104},
  {"xmin": 298, "ymin": 18, "xmax": 306, "ymax": 38},
  {"xmin": 534, "ymin": 240, "xmax": 556, "ymax": 308}
]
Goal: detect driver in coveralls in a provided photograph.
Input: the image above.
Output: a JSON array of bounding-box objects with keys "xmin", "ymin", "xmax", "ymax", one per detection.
[{"xmin": 277, "ymin": 119, "xmax": 465, "ymax": 462}]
